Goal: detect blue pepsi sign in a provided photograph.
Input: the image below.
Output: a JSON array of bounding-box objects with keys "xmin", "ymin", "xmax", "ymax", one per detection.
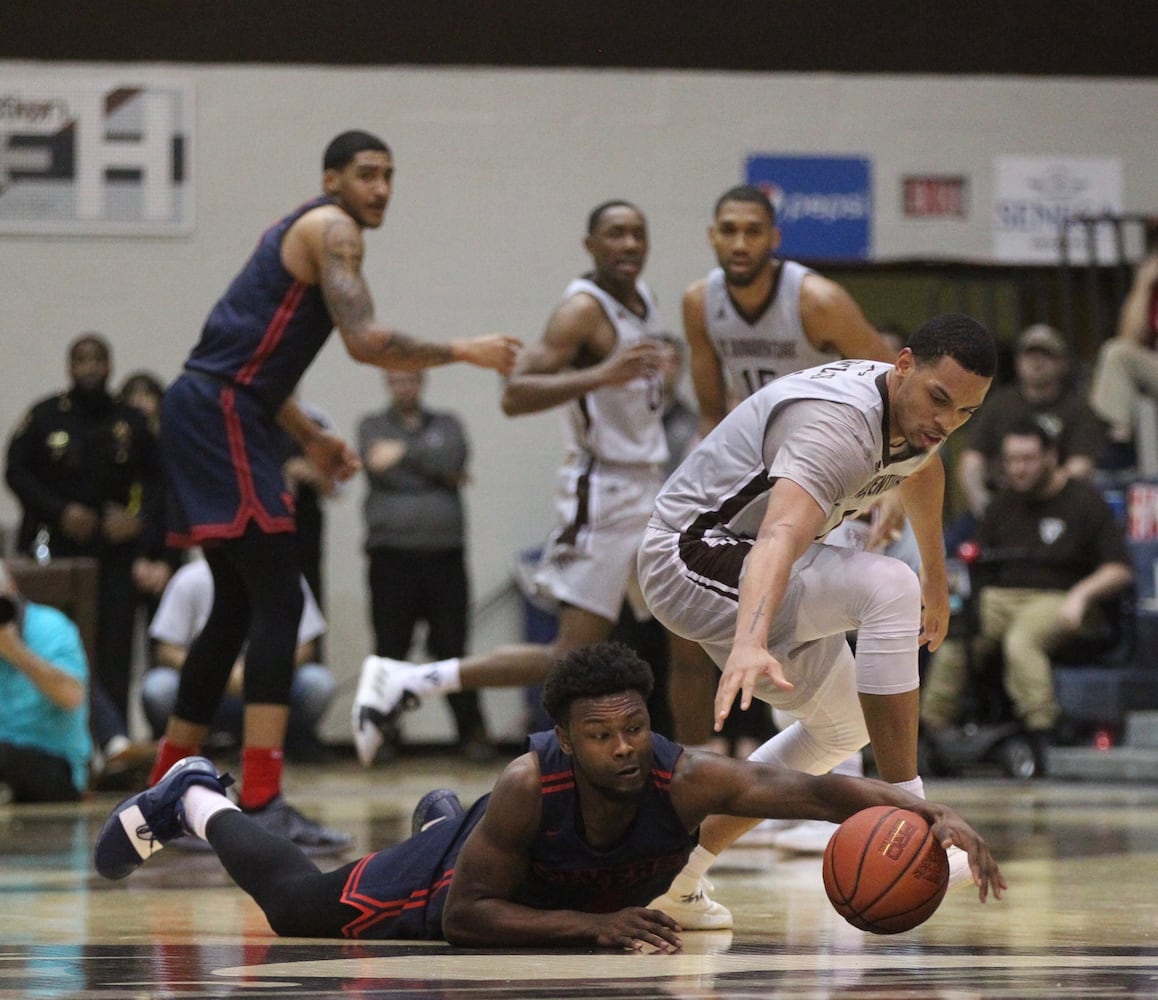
[{"xmin": 745, "ymin": 155, "xmax": 872, "ymax": 260}]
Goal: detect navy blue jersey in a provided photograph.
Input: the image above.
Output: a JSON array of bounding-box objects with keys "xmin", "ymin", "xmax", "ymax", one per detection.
[
  {"xmin": 515, "ymin": 730, "xmax": 697, "ymax": 913},
  {"xmin": 185, "ymin": 196, "xmax": 336, "ymax": 413},
  {"xmin": 336, "ymin": 730, "xmax": 697, "ymax": 940}
]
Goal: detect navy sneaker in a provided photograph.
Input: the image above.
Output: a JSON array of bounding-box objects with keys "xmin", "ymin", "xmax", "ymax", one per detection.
[
  {"xmin": 93, "ymin": 757, "xmax": 233, "ymax": 880},
  {"xmin": 411, "ymin": 788, "xmax": 465, "ymax": 835}
]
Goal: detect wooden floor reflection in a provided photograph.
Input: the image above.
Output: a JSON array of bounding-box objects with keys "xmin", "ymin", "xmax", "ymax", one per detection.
[{"xmin": 2, "ymin": 758, "xmax": 1157, "ymax": 998}]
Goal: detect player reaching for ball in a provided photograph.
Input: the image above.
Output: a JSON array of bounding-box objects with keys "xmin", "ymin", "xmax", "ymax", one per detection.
[
  {"xmin": 95, "ymin": 643, "xmax": 1005, "ymax": 948},
  {"xmin": 642, "ymin": 313, "xmax": 997, "ymax": 927}
]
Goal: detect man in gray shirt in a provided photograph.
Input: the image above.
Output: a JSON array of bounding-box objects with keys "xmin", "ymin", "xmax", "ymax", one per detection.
[{"xmin": 357, "ymin": 370, "xmax": 491, "ymax": 760}]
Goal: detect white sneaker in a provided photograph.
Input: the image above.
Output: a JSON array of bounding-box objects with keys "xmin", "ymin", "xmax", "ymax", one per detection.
[
  {"xmin": 650, "ymin": 876, "xmax": 733, "ymax": 930},
  {"xmin": 352, "ymin": 656, "xmax": 422, "ymax": 766},
  {"xmin": 773, "ymin": 819, "xmax": 838, "ymax": 855},
  {"xmin": 737, "ymin": 817, "xmax": 799, "ymax": 846},
  {"xmin": 946, "ymin": 845, "xmax": 973, "ymax": 889}
]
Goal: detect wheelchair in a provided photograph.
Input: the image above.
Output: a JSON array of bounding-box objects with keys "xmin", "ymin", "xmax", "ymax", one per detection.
[{"xmin": 918, "ymin": 543, "xmax": 1131, "ymax": 779}]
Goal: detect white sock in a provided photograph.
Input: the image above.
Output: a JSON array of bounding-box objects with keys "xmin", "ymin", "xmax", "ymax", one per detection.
[
  {"xmin": 182, "ymin": 785, "xmax": 240, "ymax": 840},
  {"xmin": 412, "ymin": 658, "xmax": 462, "ymax": 695},
  {"xmin": 891, "ymin": 775, "xmax": 925, "ymax": 800},
  {"xmin": 669, "ymin": 844, "xmax": 718, "ymax": 896}
]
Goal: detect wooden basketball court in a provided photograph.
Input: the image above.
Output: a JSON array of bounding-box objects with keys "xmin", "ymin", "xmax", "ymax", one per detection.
[{"xmin": 3, "ymin": 758, "xmax": 1157, "ymax": 998}]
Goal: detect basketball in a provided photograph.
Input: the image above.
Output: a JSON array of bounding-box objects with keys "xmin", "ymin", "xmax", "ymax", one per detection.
[{"xmin": 822, "ymin": 805, "xmax": 950, "ymax": 934}]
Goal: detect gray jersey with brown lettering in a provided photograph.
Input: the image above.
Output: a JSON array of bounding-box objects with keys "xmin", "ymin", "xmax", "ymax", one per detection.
[{"xmin": 653, "ymin": 359, "xmax": 938, "ymax": 541}]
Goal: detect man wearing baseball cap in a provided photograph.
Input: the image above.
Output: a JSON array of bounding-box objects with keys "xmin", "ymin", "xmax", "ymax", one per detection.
[{"xmin": 951, "ymin": 323, "xmax": 1105, "ymax": 546}]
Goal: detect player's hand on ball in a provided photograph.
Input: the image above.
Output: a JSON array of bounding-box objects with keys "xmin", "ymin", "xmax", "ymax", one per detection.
[{"xmin": 925, "ymin": 805, "xmax": 1007, "ymax": 902}]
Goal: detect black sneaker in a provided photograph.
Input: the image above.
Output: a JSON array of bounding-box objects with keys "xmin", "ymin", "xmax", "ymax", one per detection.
[
  {"xmin": 243, "ymin": 795, "xmax": 353, "ymax": 855},
  {"xmin": 411, "ymin": 788, "xmax": 465, "ymax": 835}
]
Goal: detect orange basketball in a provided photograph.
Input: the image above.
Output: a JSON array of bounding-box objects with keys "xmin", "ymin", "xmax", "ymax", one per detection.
[{"xmin": 822, "ymin": 805, "xmax": 950, "ymax": 934}]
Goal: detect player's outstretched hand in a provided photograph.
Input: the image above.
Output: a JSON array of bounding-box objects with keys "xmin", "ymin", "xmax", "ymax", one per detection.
[
  {"xmin": 714, "ymin": 645, "xmax": 793, "ymax": 731},
  {"xmin": 459, "ymin": 334, "xmax": 522, "ymax": 374},
  {"xmin": 927, "ymin": 808, "xmax": 1008, "ymax": 903},
  {"xmin": 595, "ymin": 907, "xmax": 682, "ymax": 952}
]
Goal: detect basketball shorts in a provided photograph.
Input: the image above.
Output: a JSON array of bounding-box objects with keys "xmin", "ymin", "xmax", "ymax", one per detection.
[
  {"xmin": 339, "ymin": 796, "xmax": 488, "ymax": 940},
  {"xmin": 638, "ymin": 519, "xmax": 920, "ymax": 711},
  {"xmin": 533, "ymin": 457, "xmax": 664, "ymax": 622},
  {"xmin": 161, "ymin": 373, "xmax": 297, "ymax": 546}
]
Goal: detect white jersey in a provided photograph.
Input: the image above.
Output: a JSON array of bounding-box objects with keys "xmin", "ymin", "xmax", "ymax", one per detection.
[
  {"xmin": 653, "ymin": 359, "xmax": 939, "ymax": 542},
  {"xmin": 704, "ymin": 260, "xmax": 837, "ymax": 396},
  {"xmin": 560, "ymin": 277, "xmax": 668, "ymax": 466}
]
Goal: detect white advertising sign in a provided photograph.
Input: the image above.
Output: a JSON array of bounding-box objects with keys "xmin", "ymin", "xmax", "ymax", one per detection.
[
  {"xmin": 992, "ymin": 155, "xmax": 1123, "ymax": 263},
  {"xmin": 0, "ymin": 76, "xmax": 193, "ymax": 235}
]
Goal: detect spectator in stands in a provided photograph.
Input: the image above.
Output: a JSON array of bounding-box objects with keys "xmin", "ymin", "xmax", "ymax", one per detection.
[
  {"xmin": 0, "ymin": 559, "xmax": 90, "ymax": 802},
  {"xmin": 5, "ymin": 335, "xmax": 162, "ymax": 786},
  {"xmin": 117, "ymin": 369, "xmax": 181, "ymax": 659},
  {"xmin": 142, "ymin": 557, "xmax": 337, "ymax": 763},
  {"xmin": 1089, "ymin": 252, "xmax": 1158, "ymax": 471},
  {"xmin": 118, "ymin": 371, "xmax": 166, "ymax": 436},
  {"xmin": 357, "ymin": 370, "xmax": 492, "ymax": 760},
  {"xmin": 950, "ymin": 323, "xmax": 1106, "ymax": 550},
  {"xmin": 922, "ymin": 420, "xmax": 1133, "ymax": 774}
]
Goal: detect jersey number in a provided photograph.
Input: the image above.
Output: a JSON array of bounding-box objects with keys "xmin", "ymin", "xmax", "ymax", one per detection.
[{"xmin": 741, "ymin": 368, "xmax": 779, "ymax": 395}]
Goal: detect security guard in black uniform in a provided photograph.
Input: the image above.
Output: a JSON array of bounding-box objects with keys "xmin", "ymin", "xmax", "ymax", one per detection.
[{"xmin": 5, "ymin": 333, "xmax": 165, "ymax": 727}]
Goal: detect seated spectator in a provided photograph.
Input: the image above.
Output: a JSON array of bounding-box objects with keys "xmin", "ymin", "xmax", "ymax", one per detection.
[
  {"xmin": 922, "ymin": 421, "xmax": 1133, "ymax": 774},
  {"xmin": 117, "ymin": 370, "xmax": 166, "ymax": 436},
  {"xmin": 949, "ymin": 324, "xmax": 1105, "ymax": 550},
  {"xmin": 141, "ymin": 557, "xmax": 337, "ymax": 762},
  {"xmin": 1089, "ymin": 251, "xmax": 1158, "ymax": 470},
  {"xmin": 0, "ymin": 559, "xmax": 90, "ymax": 802}
]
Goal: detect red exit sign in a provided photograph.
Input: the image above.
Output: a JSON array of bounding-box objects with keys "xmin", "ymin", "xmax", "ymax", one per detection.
[{"xmin": 902, "ymin": 176, "xmax": 969, "ymax": 218}]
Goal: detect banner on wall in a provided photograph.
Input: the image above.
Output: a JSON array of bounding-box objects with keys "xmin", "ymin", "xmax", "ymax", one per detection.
[
  {"xmin": 992, "ymin": 155, "xmax": 1122, "ymax": 263},
  {"xmin": 745, "ymin": 154, "xmax": 871, "ymax": 260},
  {"xmin": 0, "ymin": 76, "xmax": 193, "ymax": 235}
]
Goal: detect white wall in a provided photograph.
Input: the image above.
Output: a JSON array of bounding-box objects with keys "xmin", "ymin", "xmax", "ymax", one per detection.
[{"xmin": 2, "ymin": 63, "xmax": 1156, "ymax": 742}]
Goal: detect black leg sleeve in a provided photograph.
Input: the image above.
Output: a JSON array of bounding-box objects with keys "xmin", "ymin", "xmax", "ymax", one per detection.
[{"xmin": 205, "ymin": 810, "xmax": 360, "ymax": 937}]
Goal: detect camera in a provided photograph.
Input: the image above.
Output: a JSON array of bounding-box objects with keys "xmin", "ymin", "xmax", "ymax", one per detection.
[{"xmin": 0, "ymin": 595, "xmax": 18, "ymax": 626}]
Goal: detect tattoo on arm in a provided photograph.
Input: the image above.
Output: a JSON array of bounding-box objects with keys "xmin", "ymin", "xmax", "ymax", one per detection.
[
  {"xmin": 371, "ymin": 332, "xmax": 455, "ymax": 367},
  {"xmin": 320, "ymin": 217, "xmax": 454, "ymax": 368},
  {"xmin": 746, "ymin": 595, "xmax": 767, "ymax": 636},
  {"xmin": 320, "ymin": 218, "xmax": 374, "ymax": 331}
]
